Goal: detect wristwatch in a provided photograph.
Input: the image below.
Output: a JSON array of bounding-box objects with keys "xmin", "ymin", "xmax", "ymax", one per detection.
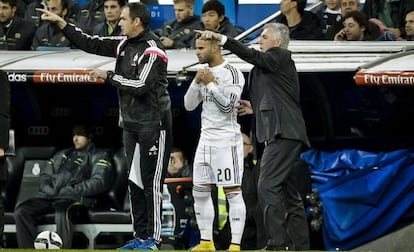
[{"xmin": 106, "ymin": 71, "xmax": 115, "ymax": 80}]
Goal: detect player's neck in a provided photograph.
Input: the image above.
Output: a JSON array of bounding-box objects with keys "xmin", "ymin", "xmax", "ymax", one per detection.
[{"xmin": 209, "ymin": 57, "xmax": 224, "ymax": 67}]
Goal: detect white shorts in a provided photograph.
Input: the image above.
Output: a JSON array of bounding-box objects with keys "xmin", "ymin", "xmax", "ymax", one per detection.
[{"xmin": 193, "ymin": 138, "xmax": 244, "ymax": 187}]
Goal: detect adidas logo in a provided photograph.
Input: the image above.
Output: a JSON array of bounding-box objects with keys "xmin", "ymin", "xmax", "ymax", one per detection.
[{"xmin": 149, "ymin": 145, "xmax": 158, "ymax": 156}]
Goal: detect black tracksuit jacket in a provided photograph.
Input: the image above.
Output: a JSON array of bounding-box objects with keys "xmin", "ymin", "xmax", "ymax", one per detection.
[{"xmin": 61, "ymin": 23, "xmax": 171, "ymax": 132}]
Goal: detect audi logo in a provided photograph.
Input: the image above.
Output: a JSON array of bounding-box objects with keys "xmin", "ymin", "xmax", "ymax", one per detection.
[
  {"xmin": 50, "ymin": 107, "xmax": 72, "ymax": 117},
  {"xmin": 27, "ymin": 126, "xmax": 49, "ymax": 136}
]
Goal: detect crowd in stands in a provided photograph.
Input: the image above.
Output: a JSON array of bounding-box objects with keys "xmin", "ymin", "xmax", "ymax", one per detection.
[{"xmin": 2, "ymin": 0, "xmax": 413, "ymax": 51}]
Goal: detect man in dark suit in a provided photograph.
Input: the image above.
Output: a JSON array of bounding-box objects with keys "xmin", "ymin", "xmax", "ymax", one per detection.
[
  {"xmin": 0, "ymin": 70, "xmax": 10, "ymax": 243},
  {"xmin": 195, "ymin": 23, "xmax": 310, "ymax": 251}
]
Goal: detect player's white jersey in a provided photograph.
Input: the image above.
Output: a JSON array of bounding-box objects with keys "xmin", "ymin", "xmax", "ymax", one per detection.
[{"xmin": 184, "ymin": 60, "xmax": 245, "ymax": 147}]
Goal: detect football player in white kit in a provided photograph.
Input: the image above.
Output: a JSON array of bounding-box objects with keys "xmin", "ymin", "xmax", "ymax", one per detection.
[{"xmin": 184, "ymin": 31, "xmax": 246, "ymax": 251}]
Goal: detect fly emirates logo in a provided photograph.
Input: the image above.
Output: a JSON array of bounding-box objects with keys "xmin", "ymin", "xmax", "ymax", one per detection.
[{"xmin": 33, "ymin": 70, "xmax": 104, "ymax": 84}]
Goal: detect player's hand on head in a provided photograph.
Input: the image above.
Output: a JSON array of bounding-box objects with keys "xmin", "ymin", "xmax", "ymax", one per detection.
[{"xmin": 194, "ymin": 30, "xmax": 222, "ymax": 41}]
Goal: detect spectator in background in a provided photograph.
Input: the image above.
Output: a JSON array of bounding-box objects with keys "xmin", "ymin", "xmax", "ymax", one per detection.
[
  {"xmin": 157, "ymin": 0, "xmax": 202, "ymax": 49},
  {"xmin": 32, "ymin": 0, "xmax": 74, "ymax": 49},
  {"xmin": 25, "ymin": 0, "xmax": 51, "ymax": 28},
  {"xmin": 405, "ymin": 10, "xmax": 414, "ymax": 41},
  {"xmin": 0, "ymin": 70, "xmax": 10, "ymax": 242},
  {"xmin": 334, "ymin": 10, "xmax": 383, "ymax": 41},
  {"xmin": 326, "ymin": 0, "xmax": 360, "ymax": 38},
  {"xmin": 184, "ymin": 30, "xmax": 246, "ymax": 251},
  {"xmin": 77, "ymin": 0, "xmax": 157, "ymax": 35},
  {"xmin": 315, "ymin": 0, "xmax": 342, "ymax": 39},
  {"xmin": 25, "ymin": 0, "xmax": 80, "ymax": 28},
  {"xmin": 167, "ymin": 147, "xmax": 192, "ymax": 178},
  {"xmin": 341, "ymin": 0, "xmax": 360, "ymax": 15},
  {"xmin": 201, "ymin": 0, "xmax": 240, "ymax": 37},
  {"xmin": 195, "ymin": 23, "xmax": 311, "ymax": 250},
  {"xmin": 276, "ymin": 0, "xmax": 324, "ymax": 40},
  {"xmin": 362, "ymin": 0, "xmax": 414, "ymax": 39},
  {"xmin": 76, "ymin": 0, "xmax": 104, "ymax": 34},
  {"xmin": 92, "ymin": 0, "xmax": 125, "ymax": 36},
  {"xmin": 0, "ymin": 0, "xmax": 36, "ymax": 50},
  {"xmin": 328, "ymin": 0, "xmax": 388, "ymax": 40},
  {"xmin": 14, "ymin": 124, "xmax": 114, "ymax": 249}
]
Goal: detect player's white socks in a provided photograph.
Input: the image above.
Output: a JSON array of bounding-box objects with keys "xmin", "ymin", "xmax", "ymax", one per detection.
[
  {"xmin": 193, "ymin": 185, "xmax": 214, "ymax": 241},
  {"xmin": 226, "ymin": 191, "xmax": 246, "ymax": 245}
]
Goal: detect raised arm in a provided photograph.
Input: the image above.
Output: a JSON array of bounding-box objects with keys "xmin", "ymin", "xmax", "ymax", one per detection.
[{"xmin": 37, "ymin": 8, "xmax": 121, "ymax": 57}]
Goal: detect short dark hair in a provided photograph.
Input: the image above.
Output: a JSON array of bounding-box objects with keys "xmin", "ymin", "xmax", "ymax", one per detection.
[
  {"xmin": 202, "ymin": 0, "xmax": 224, "ymax": 17},
  {"xmin": 292, "ymin": 0, "xmax": 307, "ymax": 15},
  {"xmin": 343, "ymin": 10, "xmax": 369, "ymax": 28},
  {"xmin": 171, "ymin": 147, "xmax": 187, "ymax": 161},
  {"xmin": 0, "ymin": 0, "xmax": 17, "ymax": 8},
  {"xmin": 127, "ymin": 2, "xmax": 150, "ymax": 27},
  {"xmin": 104, "ymin": 0, "xmax": 126, "ymax": 7},
  {"xmin": 173, "ymin": 0, "xmax": 194, "ymax": 7},
  {"xmin": 60, "ymin": 0, "xmax": 69, "ymax": 12},
  {"xmin": 72, "ymin": 124, "xmax": 93, "ymax": 139},
  {"xmin": 195, "ymin": 29, "xmax": 220, "ymax": 45}
]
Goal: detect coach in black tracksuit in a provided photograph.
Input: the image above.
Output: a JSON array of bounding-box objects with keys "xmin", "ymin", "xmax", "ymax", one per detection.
[{"xmin": 38, "ymin": 2, "xmax": 172, "ymax": 248}]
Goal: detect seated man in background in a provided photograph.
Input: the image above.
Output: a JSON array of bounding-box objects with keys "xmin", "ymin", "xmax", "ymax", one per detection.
[
  {"xmin": 25, "ymin": 0, "xmax": 80, "ymax": 28},
  {"xmin": 362, "ymin": 0, "xmax": 414, "ymax": 39},
  {"xmin": 167, "ymin": 147, "xmax": 192, "ymax": 178},
  {"xmin": 276, "ymin": 0, "xmax": 324, "ymax": 40},
  {"xmin": 334, "ymin": 10, "xmax": 383, "ymax": 41},
  {"xmin": 14, "ymin": 124, "xmax": 114, "ymax": 249},
  {"xmin": 92, "ymin": 0, "xmax": 125, "ymax": 36},
  {"xmin": 405, "ymin": 10, "xmax": 414, "ymax": 41},
  {"xmin": 0, "ymin": 0, "xmax": 36, "ymax": 50},
  {"xmin": 31, "ymin": 0, "xmax": 75, "ymax": 49},
  {"xmin": 76, "ymin": 0, "xmax": 105, "ymax": 34},
  {"xmin": 157, "ymin": 0, "xmax": 202, "ymax": 49},
  {"xmin": 315, "ymin": 0, "xmax": 342, "ymax": 39},
  {"xmin": 201, "ymin": 0, "xmax": 240, "ymax": 37}
]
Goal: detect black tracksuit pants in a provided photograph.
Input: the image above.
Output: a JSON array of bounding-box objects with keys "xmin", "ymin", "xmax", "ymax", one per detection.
[{"xmin": 123, "ymin": 127, "xmax": 171, "ymax": 242}]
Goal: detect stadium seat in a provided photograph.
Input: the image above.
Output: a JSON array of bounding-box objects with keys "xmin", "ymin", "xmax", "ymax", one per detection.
[
  {"xmin": 3, "ymin": 146, "xmax": 57, "ymax": 236},
  {"xmin": 80, "ymin": 147, "xmax": 132, "ymax": 249}
]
